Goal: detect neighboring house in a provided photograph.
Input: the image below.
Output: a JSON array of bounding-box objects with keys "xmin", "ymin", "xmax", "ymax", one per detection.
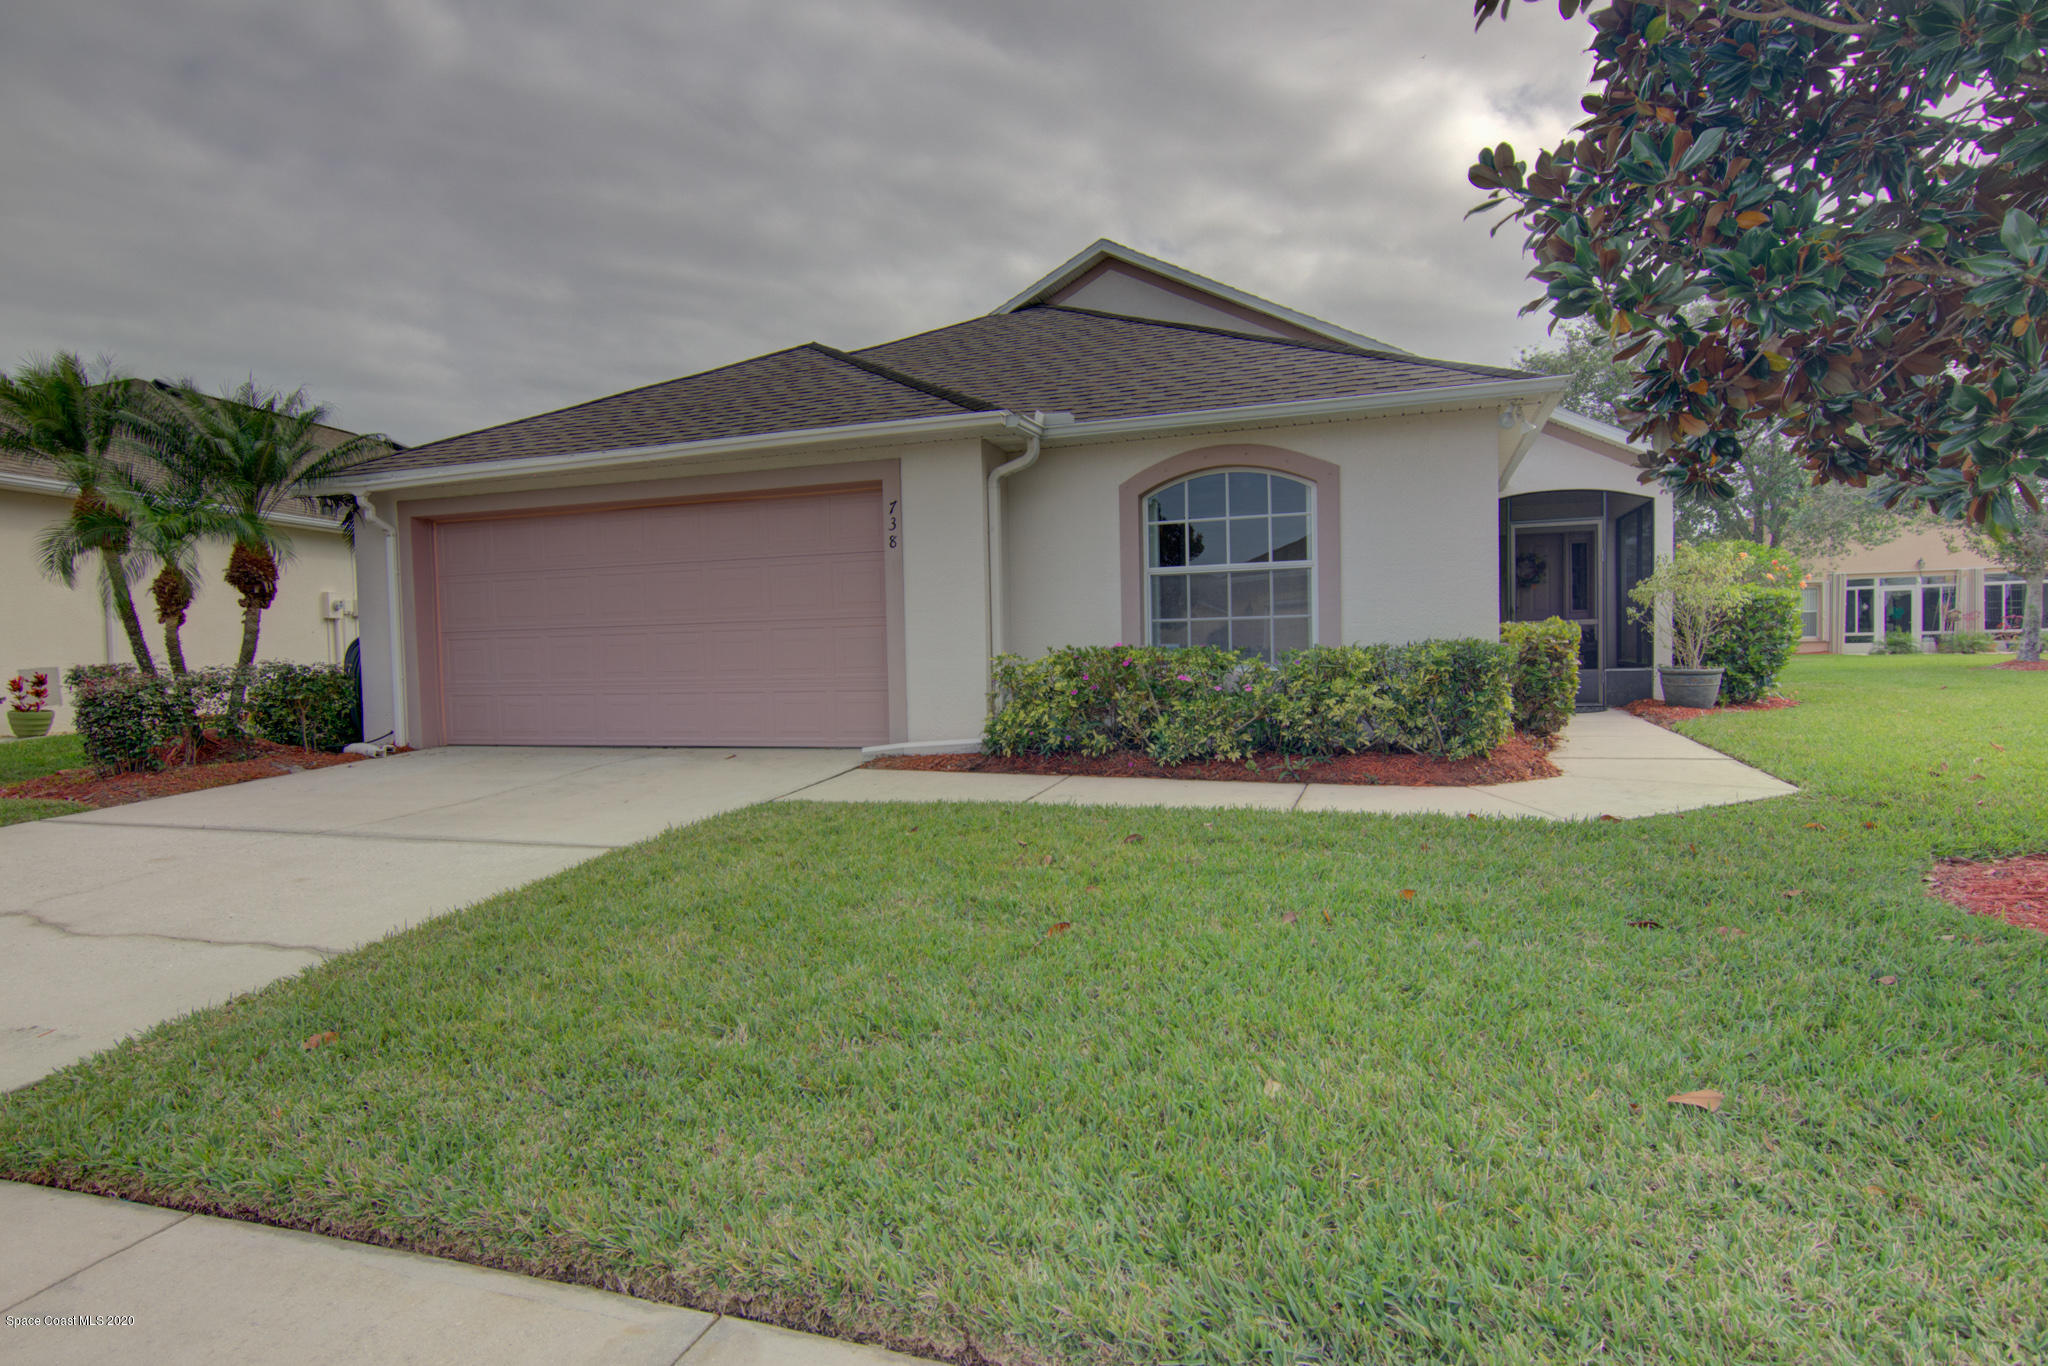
[
  {"xmin": 1797, "ymin": 526, "xmax": 2041, "ymax": 654},
  {"xmin": 2, "ymin": 439, "xmax": 364, "ymax": 735},
  {"xmin": 333, "ymin": 240, "xmax": 1673, "ymax": 751}
]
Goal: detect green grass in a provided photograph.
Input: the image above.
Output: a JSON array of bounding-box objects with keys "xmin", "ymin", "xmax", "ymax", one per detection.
[
  {"xmin": 0, "ymin": 731, "xmax": 90, "ymax": 824},
  {"xmin": 0, "ymin": 730, "xmax": 85, "ymax": 783},
  {"xmin": 3, "ymin": 655, "xmax": 2044, "ymax": 1365}
]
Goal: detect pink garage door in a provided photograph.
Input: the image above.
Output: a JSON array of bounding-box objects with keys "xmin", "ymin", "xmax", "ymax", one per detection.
[{"xmin": 432, "ymin": 489, "xmax": 888, "ymax": 746}]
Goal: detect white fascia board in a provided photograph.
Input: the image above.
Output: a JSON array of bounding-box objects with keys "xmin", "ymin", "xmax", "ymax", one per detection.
[
  {"xmin": 1546, "ymin": 407, "xmax": 1649, "ymax": 454},
  {"xmin": 0, "ymin": 468, "xmax": 343, "ymax": 531},
  {"xmin": 1040, "ymin": 376, "xmax": 1565, "ymax": 446},
  {"xmin": 992, "ymin": 238, "xmax": 1406, "ymax": 354},
  {"xmin": 319, "ymin": 410, "xmax": 1031, "ymax": 495}
]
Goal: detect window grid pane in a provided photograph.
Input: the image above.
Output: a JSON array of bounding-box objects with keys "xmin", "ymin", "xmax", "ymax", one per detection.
[{"xmin": 1143, "ymin": 470, "xmax": 1315, "ymax": 663}]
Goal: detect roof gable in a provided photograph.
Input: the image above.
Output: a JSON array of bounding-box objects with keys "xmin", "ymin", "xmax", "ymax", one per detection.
[{"xmin": 991, "ymin": 239, "xmax": 1405, "ymax": 354}]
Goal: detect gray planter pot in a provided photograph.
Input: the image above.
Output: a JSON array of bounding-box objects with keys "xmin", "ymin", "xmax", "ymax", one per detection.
[{"xmin": 1659, "ymin": 667, "xmax": 1725, "ymax": 709}]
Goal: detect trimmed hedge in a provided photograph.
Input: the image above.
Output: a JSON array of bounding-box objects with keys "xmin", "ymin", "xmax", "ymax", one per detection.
[
  {"xmin": 1704, "ymin": 586, "xmax": 1801, "ymax": 703},
  {"xmin": 69, "ymin": 669, "xmax": 236, "ymax": 773},
  {"xmin": 1500, "ymin": 618, "xmax": 1580, "ymax": 737},
  {"xmin": 985, "ymin": 639, "xmax": 1514, "ymax": 762},
  {"xmin": 247, "ymin": 663, "xmax": 360, "ymax": 752}
]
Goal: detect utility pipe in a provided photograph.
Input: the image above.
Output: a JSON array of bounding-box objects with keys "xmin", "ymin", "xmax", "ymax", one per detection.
[
  {"xmin": 350, "ymin": 491, "xmax": 408, "ymax": 748},
  {"xmin": 985, "ymin": 412, "xmax": 1048, "ymax": 663}
]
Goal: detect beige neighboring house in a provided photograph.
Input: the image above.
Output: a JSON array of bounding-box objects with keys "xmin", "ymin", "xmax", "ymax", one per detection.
[
  {"xmin": 1796, "ymin": 523, "xmax": 2038, "ymax": 654},
  {"xmin": 2, "ymin": 441, "xmax": 364, "ymax": 735},
  {"xmin": 328, "ymin": 239, "xmax": 1673, "ymax": 753}
]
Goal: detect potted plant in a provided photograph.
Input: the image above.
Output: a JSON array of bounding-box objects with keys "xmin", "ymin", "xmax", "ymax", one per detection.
[
  {"xmin": 6, "ymin": 671, "xmax": 56, "ymax": 738},
  {"xmin": 1628, "ymin": 544, "xmax": 1749, "ymax": 708}
]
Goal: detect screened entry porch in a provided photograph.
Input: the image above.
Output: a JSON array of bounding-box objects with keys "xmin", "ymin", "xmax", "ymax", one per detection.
[{"xmin": 1500, "ymin": 490, "xmax": 1658, "ymax": 709}]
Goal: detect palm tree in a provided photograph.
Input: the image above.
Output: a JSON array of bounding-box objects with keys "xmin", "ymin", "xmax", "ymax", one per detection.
[
  {"xmin": 102, "ymin": 461, "xmax": 236, "ymax": 677},
  {"xmin": 0, "ymin": 352, "xmax": 158, "ymax": 673},
  {"xmin": 150, "ymin": 381, "xmax": 387, "ymax": 718}
]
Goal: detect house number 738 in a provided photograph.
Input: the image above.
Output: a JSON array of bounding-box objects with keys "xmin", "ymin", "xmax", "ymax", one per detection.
[{"xmin": 886, "ymin": 499, "xmax": 899, "ymax": 550}]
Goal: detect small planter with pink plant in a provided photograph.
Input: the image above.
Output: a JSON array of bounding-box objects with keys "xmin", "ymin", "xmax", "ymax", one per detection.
[{"xmin": 6, "ymin": 671, "xmax": 56, "ymax": 739}]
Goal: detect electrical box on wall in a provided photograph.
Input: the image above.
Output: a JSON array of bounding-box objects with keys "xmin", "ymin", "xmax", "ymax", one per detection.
[{"xmin": 321, "ymin": 593, "xmax": 357, "ymax": 621}]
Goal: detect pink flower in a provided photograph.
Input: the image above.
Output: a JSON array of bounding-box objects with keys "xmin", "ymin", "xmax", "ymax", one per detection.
[{"xmin": 1176, "ymin": 674, "xmax": 1192, "ymax": 682}]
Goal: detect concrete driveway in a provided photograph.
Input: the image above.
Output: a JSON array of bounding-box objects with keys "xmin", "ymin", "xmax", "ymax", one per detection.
[{"xmin": 0, "ymin": 746, "xmax": 860, "ymax": 1091}]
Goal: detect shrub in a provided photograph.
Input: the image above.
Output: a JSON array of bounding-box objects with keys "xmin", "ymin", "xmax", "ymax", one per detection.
[
  {"xmin": 1703, "ymin": 587, "xmax": 1801, "ymax": 703},
  {"xmin": 72, "ymin": 673, "xmax": 183, "ymax": 773},
  {"xmin": 1500, "ymin": 618, "xmax": 1581, "ymax": 737},
  {"xmin": 1714, "ymin": 539, "xmax": 1805, "ymax": 590},
  {"xmin": 986, "ymin": 639, "xmax": 1513, "ymax": 762},
  {"xmin": 1628, "ymin": 543, "xmax": 1750, "ymax": 668},
  {"xmin": 246, "ymin": 663, "xmax": 361, "ymax": 752},
  {"xmin": 1938, "ymin": 630, "xmax": 1997, "ymax": 654},
  {"xmin": 1369, "ymin": 638, "xmax": 1515, "ymax": 759},
  {"xmin": 69, "ymin": 666, "xmax": 246, "ymax": 772},
  {"xmin": 1872, "ymin": 630, "xmax": 1922, "ymax": 656}
]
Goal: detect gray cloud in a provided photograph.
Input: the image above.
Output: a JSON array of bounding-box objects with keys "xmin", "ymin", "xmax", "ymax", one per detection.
[{"xmin": 1, "ymin": 0, "xmax": 1594, "ymax": 445}]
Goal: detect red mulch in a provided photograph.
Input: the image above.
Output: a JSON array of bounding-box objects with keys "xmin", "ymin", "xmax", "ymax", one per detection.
[
  {"xmin": 866, "ymin": 732, "xmax": 1559, "ymax": 786},
  {"xmin": 1926, "ymin": 855, "xmax": 2048, "ymax": 935},
  {"xmin": 1988, "ymin": 660, "xmax": 2048, "ymax": 671},
  {"xmin": 1624, "ymin": 696, "xmax": 1800, "ymax": 728},
  {"xmin": 0, "ymin": 733, "xmax": 363, "ymax": 809}
]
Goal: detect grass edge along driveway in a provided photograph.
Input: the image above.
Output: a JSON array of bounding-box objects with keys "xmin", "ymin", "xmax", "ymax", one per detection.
[
  {"xmin": 3, "ymin": 654, "xmax": 2045, "ymax": 1366},
  {"xmin": 0, "ymin": 731, "xmax": 90, "ymax": 825}
]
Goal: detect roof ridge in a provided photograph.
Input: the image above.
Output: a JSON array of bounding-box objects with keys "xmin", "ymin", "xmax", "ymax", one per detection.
[
  {"xmin": 400, "ymin": 344, "xmax": 834, "ymax": 455},
  {"xmin": 1033, "ymin": 305, "xmax": 1534, "ymax": 379},
  {"xmin": 804, "ymin": 343, "xmax": 998, "ymax": 414}
]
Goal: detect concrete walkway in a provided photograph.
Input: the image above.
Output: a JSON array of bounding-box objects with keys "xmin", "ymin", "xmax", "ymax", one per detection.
[
  {"xmin": 795, "ymin": 708, "xmax": 1796, "ymax": 819},
  {"xmin": 2, "ymin": 1182, "xmax": 927, "ymax": 1365}
]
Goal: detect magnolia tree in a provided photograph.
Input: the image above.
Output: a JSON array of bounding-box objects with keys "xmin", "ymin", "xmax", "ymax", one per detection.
[{"xmin": 1469, "ymin": 0, "xmax": 2048, "ymax": 534}]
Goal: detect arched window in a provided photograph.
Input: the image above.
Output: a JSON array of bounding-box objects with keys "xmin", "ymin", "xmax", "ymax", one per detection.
[{"xmin": 1144, "ymin": 469, "xmax": 1313, "ymax": 661}]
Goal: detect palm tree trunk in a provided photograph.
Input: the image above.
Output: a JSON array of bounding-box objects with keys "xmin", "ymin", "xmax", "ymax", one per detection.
[
  {"xmin": 227, "ymin": 599, "xmax": 264, "ymax": 724},
  {"xmin": 103, "ymin": 546, "xmax": 157, "ymax": 675},
  {"xmin": 162, "ymin": 620, "xmax": 188, "ymax": 676}
]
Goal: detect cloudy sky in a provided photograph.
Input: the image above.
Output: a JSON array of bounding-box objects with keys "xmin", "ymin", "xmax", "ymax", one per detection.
[{"xmin": 2, "ymin": 1, "xmax": 1595, "ymax": 446}]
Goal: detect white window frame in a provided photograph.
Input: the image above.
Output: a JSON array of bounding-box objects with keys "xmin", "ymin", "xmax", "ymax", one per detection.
[{"xmin": 1142, "ymin": 469, "xmax": 1317, "ymax": 662}]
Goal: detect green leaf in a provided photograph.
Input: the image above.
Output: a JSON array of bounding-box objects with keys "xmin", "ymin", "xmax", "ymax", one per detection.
[{"xmin": 1999, "ymin": 209, "xmax": 2038, "ymax": 256}]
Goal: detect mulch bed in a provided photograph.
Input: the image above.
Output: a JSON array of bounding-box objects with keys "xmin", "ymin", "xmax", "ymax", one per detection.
[
  {"xmin": 1926, "ymin": 855, "xmax": 2048, "ymax": 935},
  {"xmin": 1988, "ymin": 660, "xmax": 2048, "ymax": 671},
  {"xmin": 0, "ymin": 733, "xmax": 363, "ymax": 809},
  {"xmin": 1624, "ymin": 696, "xmax": 1799, "ymax": 728},
  {"xmin": 865, "ymin": 732, "xmax": 1559, "ymax": 786}
]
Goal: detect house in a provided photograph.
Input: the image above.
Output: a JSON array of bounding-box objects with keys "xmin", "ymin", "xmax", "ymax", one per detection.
[
  {"xmin": 1796, "ymin": 526, "xmax": 2040, "ymax": 653},
  {"xmin": 333, "ymin": 241, "xmax": 1673, "ymax": 751},
  {"xmin": 2, "ymin": 438, "xmax": 364, "ymax": 735}
]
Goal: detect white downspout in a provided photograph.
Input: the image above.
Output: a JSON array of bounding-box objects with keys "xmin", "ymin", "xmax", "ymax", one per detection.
[
  {"xmin": 985, "ymin": 412, "xmax": 1048, "ymax": 663},
  {"xmin": 350, "ymin": 491, "xmax": 408, "ymax": 748}
]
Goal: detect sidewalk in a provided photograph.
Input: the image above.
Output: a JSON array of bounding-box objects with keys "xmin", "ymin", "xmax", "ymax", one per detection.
[
  {"xmin": 2, "ymin": 1182, "xmax": 932, "ymax": 1365},
  {"xmin": 792, "ymin": 707, "xmax": 1797, "ymax": 819}
]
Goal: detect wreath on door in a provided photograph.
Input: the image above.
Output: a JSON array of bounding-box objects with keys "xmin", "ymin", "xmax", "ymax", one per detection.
[{"xmin": 1514, "ymin": 551, "xmax": 1548, "ymax": 590}]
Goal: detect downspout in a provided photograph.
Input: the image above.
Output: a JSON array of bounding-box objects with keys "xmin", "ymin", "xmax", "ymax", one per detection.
[
  {"xmin": 985, "ymin": 412, "xmax": 1048, "ymax": 664},
  {"xmin": 350, "ymin": 491, "xmax": 408, "ymax": 748}
]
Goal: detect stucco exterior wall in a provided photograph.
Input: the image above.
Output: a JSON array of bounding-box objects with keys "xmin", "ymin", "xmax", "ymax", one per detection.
[
  {"xmin": 2, "ymin": 487, "xmax": 359, "ymax": 734},
  {"xmin": 999, "ymin": 410, "xmax": 1504, "ymax": 658},
  {"xmin": 1503, "ymin": 427, "xmax": 1655, "ymax": 500}
]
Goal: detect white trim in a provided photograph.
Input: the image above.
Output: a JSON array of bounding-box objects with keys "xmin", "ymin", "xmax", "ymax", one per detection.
[
  {"xmin": 316, "ymin": 378, "xmax": 1567, "ymax": 496},
  {"xmin": 992, "ymin": 239, "xmax": 1408, "ymax": 353},
  {"xmin": 320, "ymin": 411, "xmax": 1034, "ymax": 494},
  {"xmin": 1545, "ymin": 408, "xmax": 1647, "ymax": 452},
  {"xmin": 859, "ymin": 739, "xmax": 982, "ymax": 758}
]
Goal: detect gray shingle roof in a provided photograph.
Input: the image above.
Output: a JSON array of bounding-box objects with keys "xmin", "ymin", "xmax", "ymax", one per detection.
[
  {"xmin": 349, "ymin": 308, "xmax": 1540, "ymax": 479},
  {"xmin": 347, "ymin": 344, "xmax": 989, "ymax": 478},
  {"xmin": 857, "ymin": 307, "xmax": 1530, "ymax": 422}
]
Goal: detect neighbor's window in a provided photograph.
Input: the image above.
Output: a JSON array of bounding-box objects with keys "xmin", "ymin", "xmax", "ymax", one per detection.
[
  {"xmin": 1985, "ymin": 574, "xmax": 2041, "ymax": 630},
  {"xmin": 1798, "ymin": 583, "xmax": 1821, "ymax": 639},
  {"xmin": 1145, "ymin": 470, "xmax": 1312, "ymax": 662}
]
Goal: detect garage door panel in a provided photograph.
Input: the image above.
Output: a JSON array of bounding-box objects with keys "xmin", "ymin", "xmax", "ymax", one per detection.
[{"xmin": 434, "ymin": 488, "xmax": 888, "ymax": 746}]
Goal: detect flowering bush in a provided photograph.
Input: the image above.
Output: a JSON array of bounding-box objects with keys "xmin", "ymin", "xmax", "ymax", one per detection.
[
  {"xmin": 986, "ymin": 639, "xmax": 1515, "ymax": 762},
  {"xmin": 6, "ymin": 672, "xmax": 50, "ymax": 713},
  {"xmin": 1628, "ymin": 543, "xmax": 1751, "ymax": 669}
]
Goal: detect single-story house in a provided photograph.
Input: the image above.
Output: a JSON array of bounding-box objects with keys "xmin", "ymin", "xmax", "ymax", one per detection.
[
  {"xmin": 2, "ymin": 448, "xmax": 362, "ymax": 735},
  {"xmin": 332, "ymin": 240, "xmax": 1673, "ymax": 751},
  {"xmin": 1796, "ymin": 525, "xmax": 2042, "ymax": 653}
]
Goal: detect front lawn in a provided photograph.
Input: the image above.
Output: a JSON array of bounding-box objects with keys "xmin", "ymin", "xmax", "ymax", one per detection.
[
  {"xmin": 3, "ymin": 655, "xmax": 2044, "ymax": 1364},
  {"xmin": 0, "ymin": 732, "xmax": 90, "ymax": 824}
]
